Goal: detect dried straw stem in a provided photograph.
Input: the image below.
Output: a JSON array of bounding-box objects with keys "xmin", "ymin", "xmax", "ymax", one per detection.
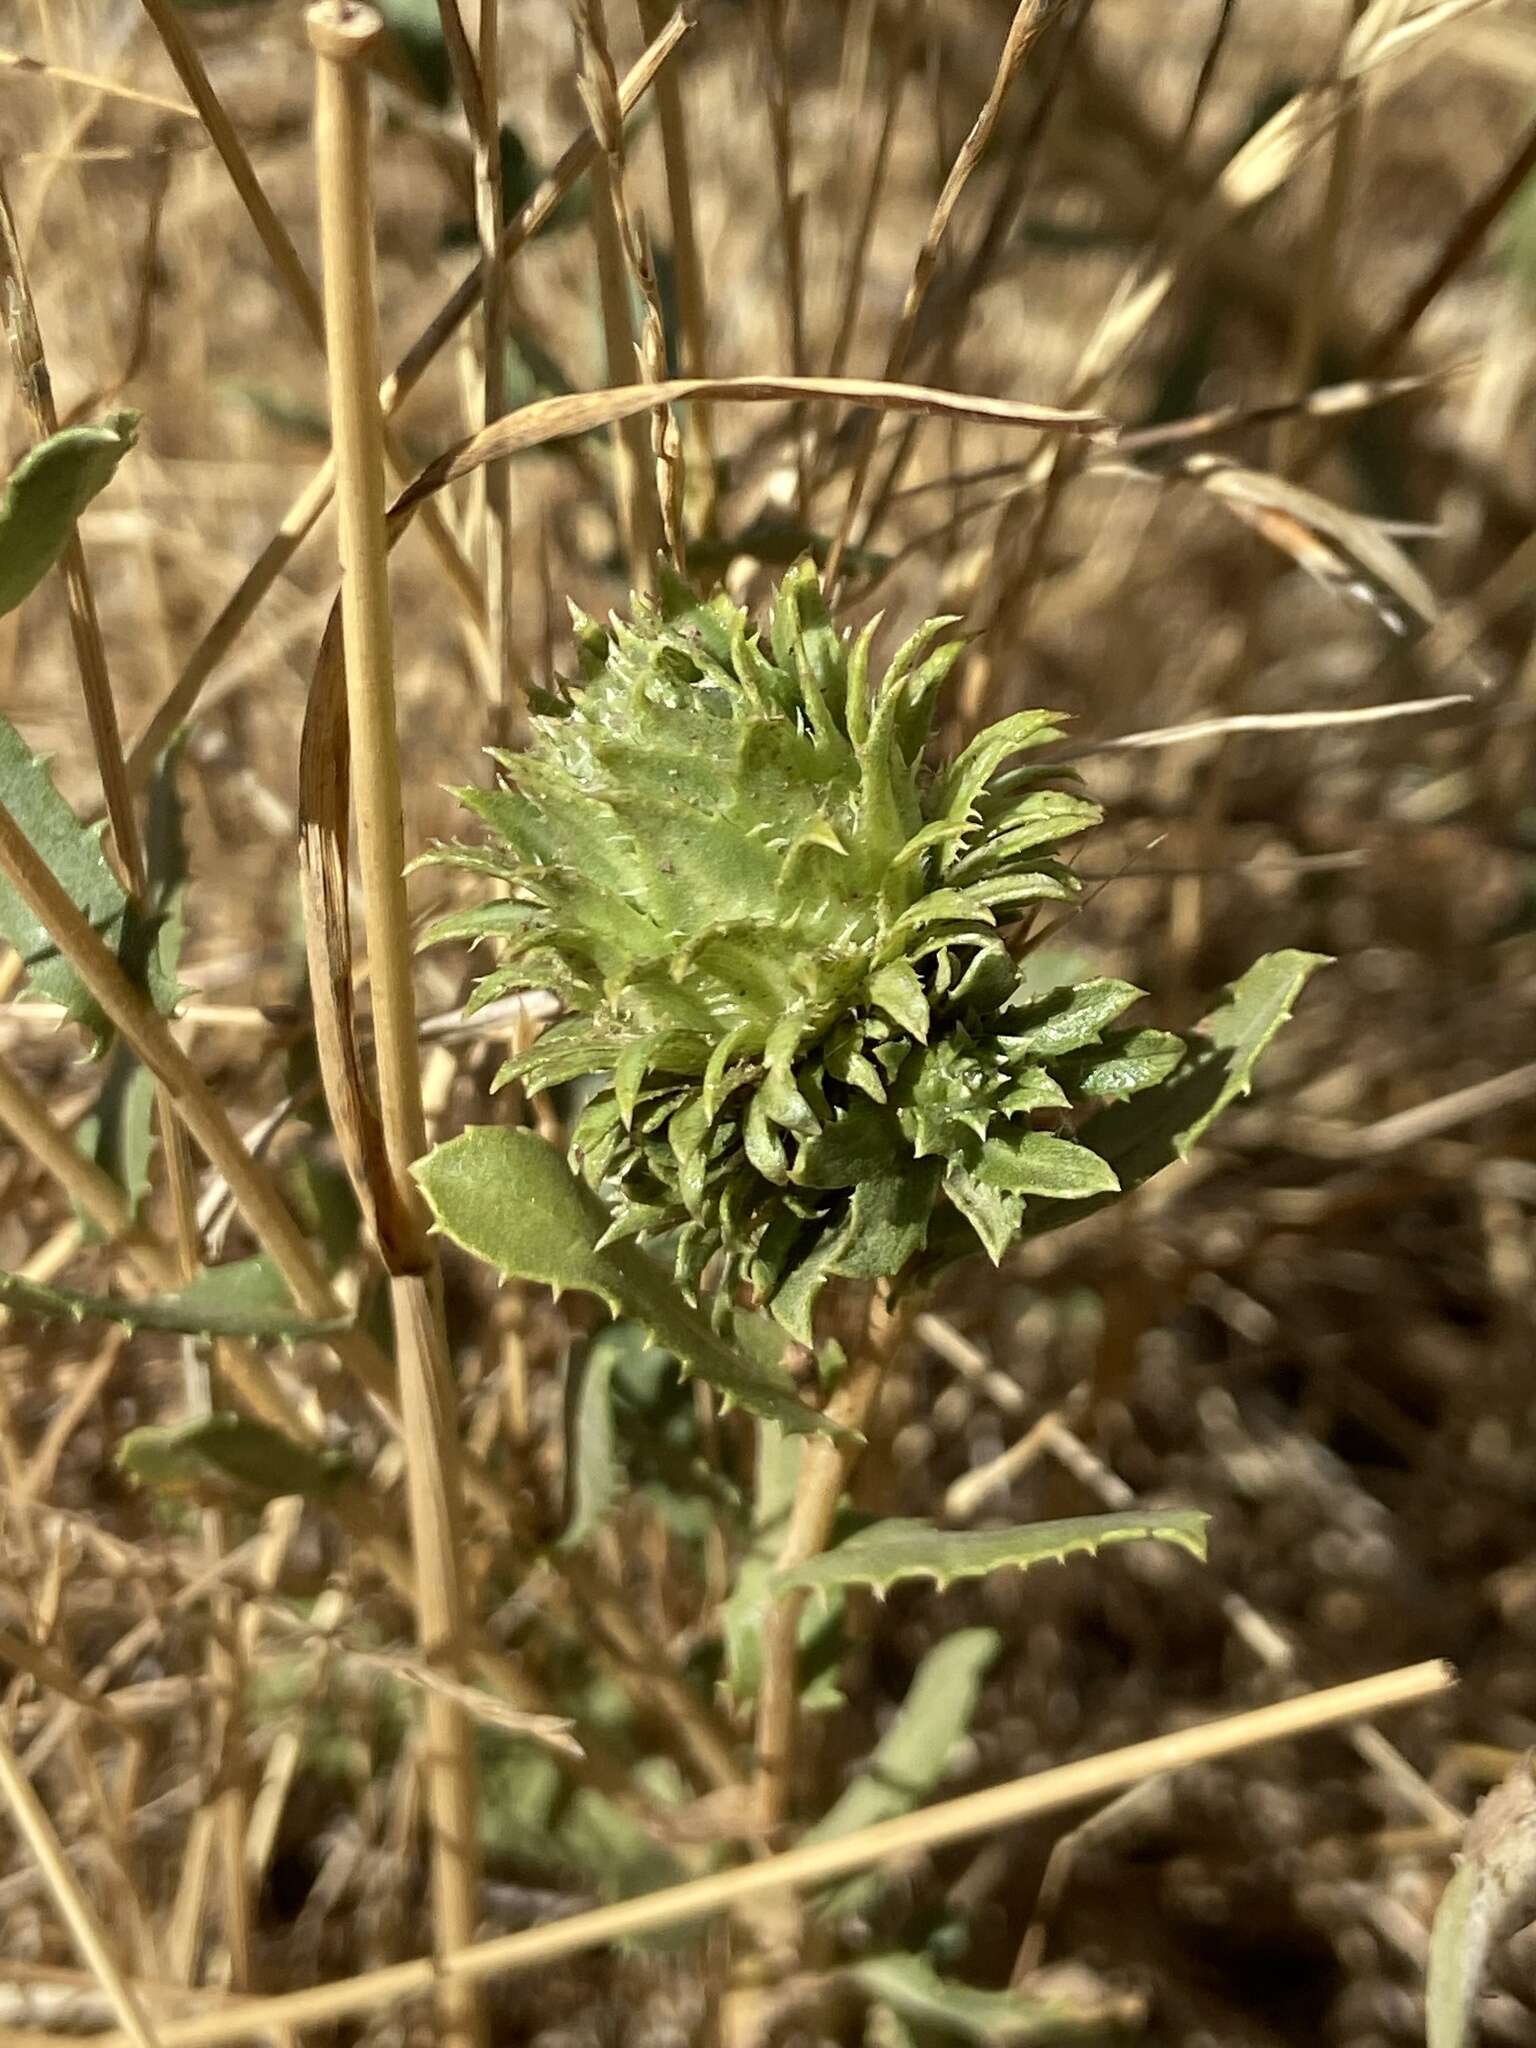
[
  {"xmin": 305, "ymin": 12, "xmax": 483, "ymax": 2044},
  {"xmin": 59, "ymin": 1662, "xmax": 1455, "ymax": 2048},
  {"xmin": 122, "ymin": 6, "xmax": 694, "ymax": 783},
  {"xmin": 139, "ymin": 0, "xmax": 488, "ymax": 640},
  {"xmin": 578, "ymin": 0, "xmax": 673, "ymax": 576},
  {"xmin": 825, "ymin": 0, "xmax": 1049, "ymax": 591},
  {"xmin": 636, "ymin": 0, "xmax": 715, "ymax": 535},
  {"xmin": 0, "ymin": 1731, "xmax": 165, "ymax": 2048}
]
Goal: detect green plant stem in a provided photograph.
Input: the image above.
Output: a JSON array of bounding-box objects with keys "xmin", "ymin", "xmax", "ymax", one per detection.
[
  {"xmin": 753, "ymin": 1285, "xmax": 908, "ymax": 1832},
  {"xmin": 305, "ymin": 10, "xmax": 484, "ymax": 2044}
]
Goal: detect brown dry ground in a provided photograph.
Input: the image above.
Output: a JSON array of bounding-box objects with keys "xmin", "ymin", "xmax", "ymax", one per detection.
[{"xmin": 4, "ymin": 1, "xmax": 1536, "ymax": 2042}]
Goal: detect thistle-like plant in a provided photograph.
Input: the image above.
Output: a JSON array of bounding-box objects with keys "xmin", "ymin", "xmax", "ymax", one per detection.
[{"xmin": 419, "ymin": 562, "xmax": 1323, "ymax": 1349}]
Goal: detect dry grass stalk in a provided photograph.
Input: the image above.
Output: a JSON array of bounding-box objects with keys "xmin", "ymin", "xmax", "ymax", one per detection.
[
  {"xmin": 577, "ymin": 0, "xmax": 672, "ymax": 581},
  {"xmin": 1275, "ymin": 0, "xmax": 1367, "ymax": 473},
  {"xmin": 121, "ymin": 5, "xmax": 696, "ymax": 783},
  {"xmin": 0, "ymin": 47, "xmax": 198, "ymax": 119},
  {"xmin": 138, "ymin": 0, "xmax": 489, "ymax": 654},
  {"xmin": 305, "ymin": 10, "xmax": 484, "ymax": 2041},
  {"xmin": 635, "ymin": 0, "xmax": 716, "ymax": 534},
  {"xmin": 49, "ymin": 1662, "xmax": 1455, "ymax": 2048},
  {"xmin": 824, "ymin": 0, "xmax": 921, "ymax": 385},
  {"xmin": 754, "ymin": 0, "xmax": 809, "ymax": 511},
  {"xmin": 0, "ymin": 141, "xmax": 249, "ymax": 1982},
  {"xmin": 0, "ymin": 1731, "xmax": 165, "ymax": 2048},
  {"xmin": 825, "ymin": 0, "xmax": 1050, "ymax": 591},
  {"xmin": 468, "ymin": 0, "xmax": 529, "ymax": 731}
]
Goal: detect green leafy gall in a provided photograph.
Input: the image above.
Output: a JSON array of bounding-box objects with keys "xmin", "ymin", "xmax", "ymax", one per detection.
[{"xmin": 421, "ymin": 561, "xmax": 1325, "ymax": 1337}]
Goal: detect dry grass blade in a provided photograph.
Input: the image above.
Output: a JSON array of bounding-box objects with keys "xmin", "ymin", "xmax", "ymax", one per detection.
[
  {"xmin": 259, "ymin": 1609, "xmax": 580, "ymax": 1756},
  {"xmin": 1053, "ymin": 693, "xmax": 1477, "ymax": 764},
  {"xmin": 399, "ymin": 373, "xmax": 1110, "ymax": 506},
  {"xmin": 825, "ymin": 0, "xmax": 1051, "ymax": 588},
  {"xmin": 50, "ymin": 1663, "xmax": 1454, "ymax": 2048},
  {"xmin": 138, "ymin": 0, "xmax": 487, "ymax": 659},
  {"xmin": 1071, "ymin": 0, "xmax": 1502, "ymax": 406},
  {"xmin": 0, "ymin": 48, "xmax": 198, "ymax": 118},
  {"xmin": 636, "ymin": 0, "xmax": 715, "ymax": 531},
  {"xmin": 0, "ymin": 1733, "xmax": 165, "ymax": 2048},
  {"xmin": 121, "ymin": 4, "xmax": 696, "ymax": 784},
  {"xmin": 1119, "ymin": 453, "xmax": 1444, "ymax": 639},
  {"xmin": 297, "ymin": 643, "xmax": 419, "ymax": 1266},
  {"xmin": 578, "ymin": 0, "xmax": 669, "ymax": 583}
]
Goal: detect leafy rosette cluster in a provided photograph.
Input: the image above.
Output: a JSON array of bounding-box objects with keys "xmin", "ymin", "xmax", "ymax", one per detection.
[{"xmin": 423, "ymin": 564, "xmax": 1185, "ymax": 1339}]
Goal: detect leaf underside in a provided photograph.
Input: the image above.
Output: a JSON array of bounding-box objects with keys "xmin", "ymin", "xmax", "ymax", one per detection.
[
  {"xmin": 0, "ymin": 708, "xmax": 180, "ymax": 1055},
  {"xmin": 115, "ymin": 1411, "xmax": 352, "ymax": 1504},
  {"xmin": 805, "ymin": 1627, "xmax": 999, "ymax": 1918},
  {"xmin": 851, "ymin": 1953, "xmax": 1091, "ymax": 2045},
  {"xmin": 414, "ymin": 1126, "xmax": 840, "ymax": 1439},
  {"xmin": 0, "ymin": 412, "xmax": 138, "ymax": 619}
]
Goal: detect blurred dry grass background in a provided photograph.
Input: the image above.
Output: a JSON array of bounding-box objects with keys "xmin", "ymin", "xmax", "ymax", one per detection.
[{"xmin": 4, "ymin": 0, "xmax": 1536, "ymax": 2041}]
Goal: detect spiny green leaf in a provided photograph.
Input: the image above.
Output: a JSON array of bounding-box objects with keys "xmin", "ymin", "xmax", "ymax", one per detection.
[
  {"xmin": 934, "ymin": 710, "xmax": 1064, "ymax": 828},
  {"xmin": 974, "ymin": 1130, "xmax": 1119, "ymax": 1200},
  {"xmin": 868, "ymin": 959, "xmax": 929, "ymax": 1040},
  {"xmin": 115, "ymin": 1413, "xmax": 352, "ymax": 1504},
  {"xmin": 774, "ymin": 1508, "xmax": 1209, "ymax": 1599},
  {"xmin": 0, "ymin": 412, "xmax": 137, "ymax": 619},
  {"xmin": 0, "ymin": 1257, "xmax": 346, "ymax": 1342},
  {"xmin": 942, "ymin": 1166, "xmax": 1020, "ymax": 1265},
  {"xmin": 0, "ymin": 710, "xmax": 177, "ymax": 1055},
  {"xmin": 1052, "ymin": 1027, "xmax": 1184, "ymax": 1099},
  {"xmin": 419, "ymin": 899, "xmax": 544, "ymax": 949},
  {"xmin": 77, "ymin": 741, "xmax": 192, "ymax": 1219},
  {"xmin": 805, "ymin": 1629, "xmax": 999, "ymax": 1918},
  {"xmin": 1075, "ymin": 950, "xmax": 1330, "ymax": 1190},
  {"xmin": 432, "ymin": 567, "xmax": 1319, "ymax": 1308},
  {"xmin": 1002, "ymin": 977, "xmax": 1145, "ymax": 1056},
  {"xmin": 853, "ymin": 1954, "xmax": 1093, "ymax": 2045},
  {"xmin": 415, "ymin": 1128, "xmax": 839, "ymax": 1438},
  {"xmin": 74, "ymin": 1049, "xmax": 156, "ymax": 1235},
  {"xmin": 144, "ymin": 735, "xmax": 191, "ymax": 1000}
]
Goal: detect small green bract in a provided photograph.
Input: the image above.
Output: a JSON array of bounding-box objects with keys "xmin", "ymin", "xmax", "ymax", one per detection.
[{"xmin": 421, "ymin": 564, "xmax": 1200, "ymax": 1338}]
